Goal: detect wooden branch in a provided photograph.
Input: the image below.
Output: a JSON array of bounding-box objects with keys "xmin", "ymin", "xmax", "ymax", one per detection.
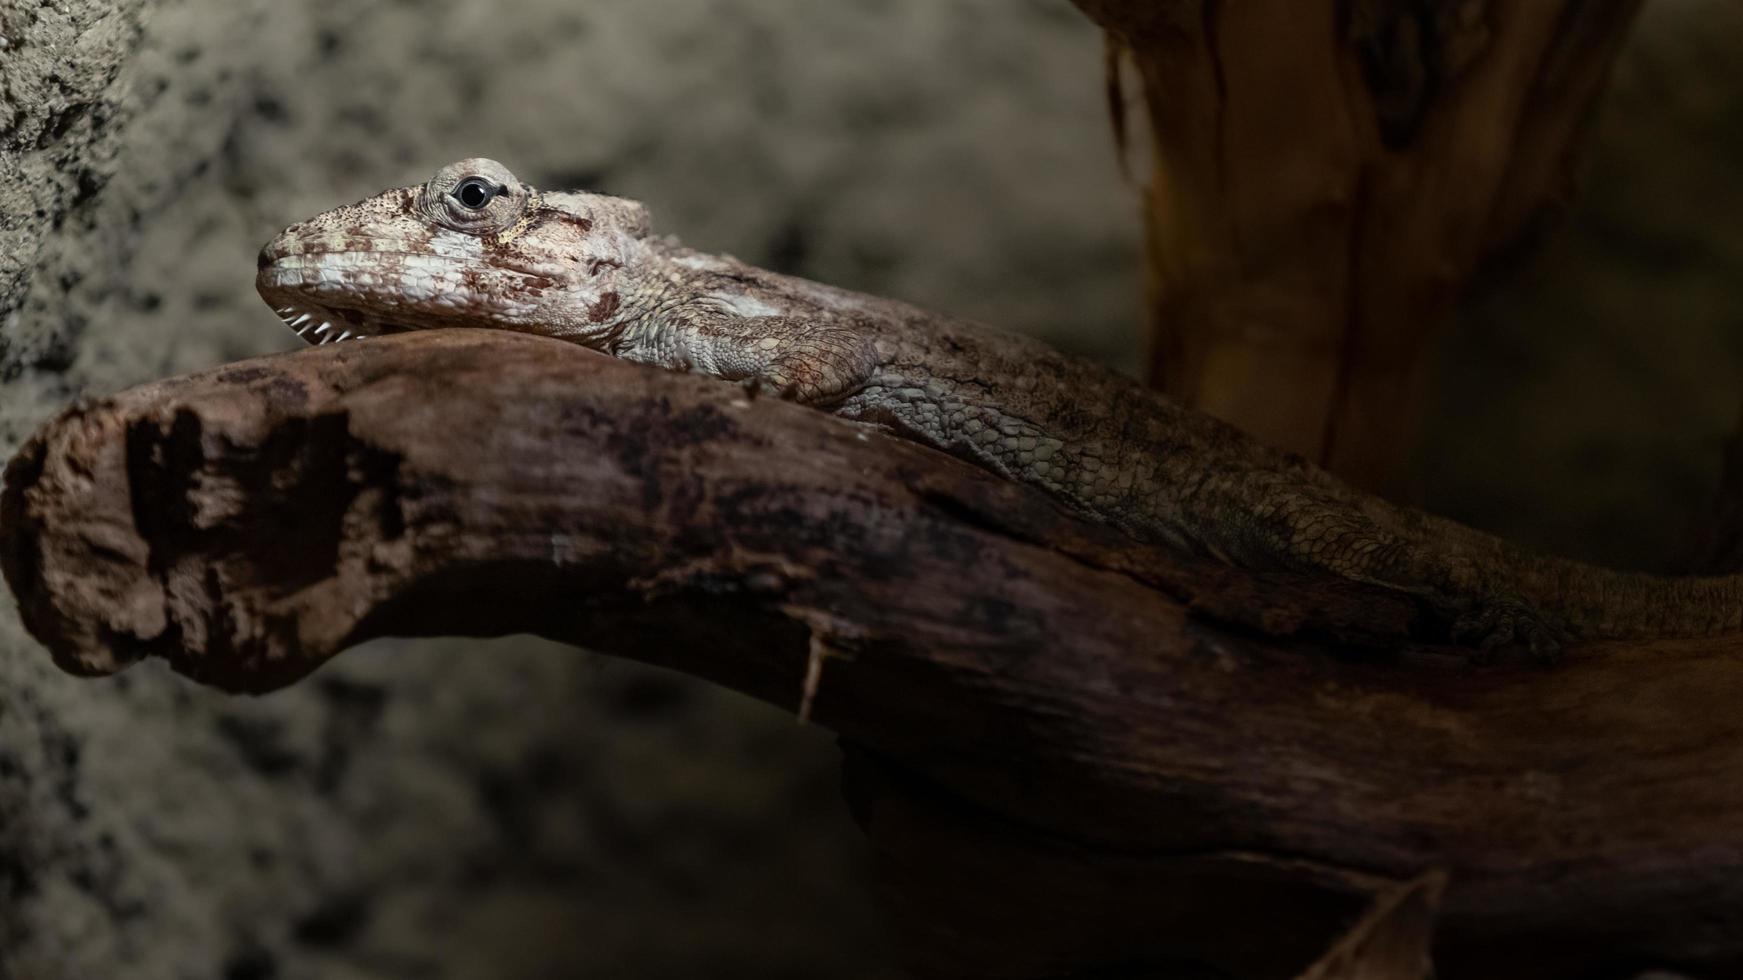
[
  {"xmin": 1297, "ymin": 872, "xmax": 1441, "ymax": 980},
  {"xmin": 1083, "ymin": 0, "xmax": 1643, "ymax": 490},
  {"xmin": 4, "ymin": 330, "xmax": 1740, "ymax": 978}
]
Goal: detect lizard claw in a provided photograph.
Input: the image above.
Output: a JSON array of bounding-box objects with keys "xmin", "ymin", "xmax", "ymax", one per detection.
[
  {"xmin": 741, "ymin": 373, "xmax": 802, "ymax": 402},
  {"xmin": 1445, "ymin": 594, "xmax": 1566, "ymax": 661}
]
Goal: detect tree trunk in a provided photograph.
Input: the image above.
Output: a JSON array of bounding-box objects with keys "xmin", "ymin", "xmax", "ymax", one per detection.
[
  {"xmin": 1078, "ymin": 0, "xmax": 1643, "ymax": 491},
  {"xmin": 5, "ymin": 331, "xmax": 1739, "ymax": 979}
]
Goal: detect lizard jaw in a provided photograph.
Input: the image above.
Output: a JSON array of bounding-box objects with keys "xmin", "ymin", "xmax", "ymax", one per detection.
[
  {"xmin": 272, "ymin": 304, "xmax": 356, "ymax": 346},
  {"xmin": 269, "ymin": 302, "xmax": 389, "ymax": 347},
  {"xmin": 258, "ymin": 250, "xmax": 401, "ymax": 346}
]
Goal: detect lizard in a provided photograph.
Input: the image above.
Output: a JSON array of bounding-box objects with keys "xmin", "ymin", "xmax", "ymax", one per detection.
[{"xmin": 254, "ymin": 158, "xmax": 1743, "ymax": 652}]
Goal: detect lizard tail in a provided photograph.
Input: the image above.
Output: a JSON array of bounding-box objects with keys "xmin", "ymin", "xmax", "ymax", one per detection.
[{"xmin": 1526, "ymin": 560, "xmax": 1743, "ymax": 642}]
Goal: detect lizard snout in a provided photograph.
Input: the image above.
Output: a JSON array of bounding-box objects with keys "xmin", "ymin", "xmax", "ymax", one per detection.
[
  {"xmin": 257, "ymin": 228, "xmax": 295, "ymax": 270},
  {"xmin": 256, "ymin": 223, "xmax": 308, "ymax": 270}
]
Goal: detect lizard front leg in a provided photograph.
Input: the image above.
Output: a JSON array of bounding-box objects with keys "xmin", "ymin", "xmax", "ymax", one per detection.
[{"xmin": 622, "ymin": 308, "xmax": 879, "ymax": 406}]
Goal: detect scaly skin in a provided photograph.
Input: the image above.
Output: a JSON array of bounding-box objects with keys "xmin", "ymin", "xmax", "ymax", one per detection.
[{"xmin": 256, "ymin": 158, "xmax": 1743, "ymax": 651}]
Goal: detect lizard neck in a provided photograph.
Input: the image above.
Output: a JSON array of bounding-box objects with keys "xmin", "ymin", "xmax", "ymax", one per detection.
[
  {"xmin": 604, "ymin": 241, "xmax": 799, "ymax": 365},
  {"xmin": 605, "ymin": 249, "xmax": 680, "ymax": 354}
]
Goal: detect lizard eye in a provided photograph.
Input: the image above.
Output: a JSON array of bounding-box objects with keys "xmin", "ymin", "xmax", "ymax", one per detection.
[{"xmin": 452, "ymin": 176, "xmax": 503, "ymax": 210}]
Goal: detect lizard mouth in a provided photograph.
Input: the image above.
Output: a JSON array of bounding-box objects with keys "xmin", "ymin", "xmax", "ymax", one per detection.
[{"xmin": 270, "ymin": 303, "xmax": 392, "ymax": 346}]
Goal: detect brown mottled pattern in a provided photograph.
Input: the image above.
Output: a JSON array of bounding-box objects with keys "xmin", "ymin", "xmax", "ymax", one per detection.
[{"xmin": 257, "ymin": 159, "xmax": 1743, "ymax": 650}]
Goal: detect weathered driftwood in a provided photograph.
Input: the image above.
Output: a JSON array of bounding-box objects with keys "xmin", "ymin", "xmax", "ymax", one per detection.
[
  {"xmin": 1081, "ymin": 0, "xmax": 1644, "ymax": 489},
  {"xmin": 3, "ymin": 330, "xmax": 1740, "ymax": 979}
]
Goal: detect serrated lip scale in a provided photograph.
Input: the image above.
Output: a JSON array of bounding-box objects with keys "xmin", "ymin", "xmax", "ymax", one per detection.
[{"xmin": 275, "ymin": 305, "xmax": 357, "ymax": 346}]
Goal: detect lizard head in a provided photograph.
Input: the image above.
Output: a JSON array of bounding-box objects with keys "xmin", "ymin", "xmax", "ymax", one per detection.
[{"xmin": 256, "ymin": 158, "xmax": 652, "ymax": 346}]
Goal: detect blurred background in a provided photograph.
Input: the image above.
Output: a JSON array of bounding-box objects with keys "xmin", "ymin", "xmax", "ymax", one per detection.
[{"xmin": 0, "ymin": 1, "xmax": 1737, "ymax": 978}]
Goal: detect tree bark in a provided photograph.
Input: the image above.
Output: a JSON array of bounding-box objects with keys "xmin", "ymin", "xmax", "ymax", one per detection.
[
  {"xmin": 1078, "ymin": 0, "xmax": 1643, "ymax": 491},
  {"xmin": 4, "ymin": 330, "xmax": 1740, "ymax": 979}
]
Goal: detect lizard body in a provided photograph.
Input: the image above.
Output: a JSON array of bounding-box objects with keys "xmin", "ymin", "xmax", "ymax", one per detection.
[{"xmin": 256, "ymin": 159, "xmax": 1743, "ymax": 650}]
